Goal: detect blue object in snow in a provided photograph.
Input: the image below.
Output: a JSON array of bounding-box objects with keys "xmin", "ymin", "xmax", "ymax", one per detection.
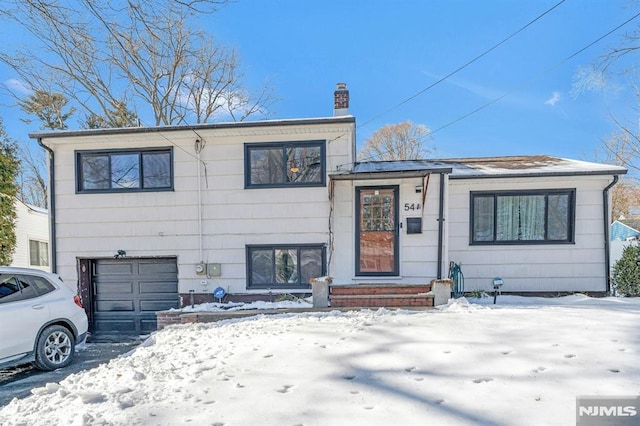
[{"xmin": 213, "ymin": 286, "xmax": 226, "ymax": 301}]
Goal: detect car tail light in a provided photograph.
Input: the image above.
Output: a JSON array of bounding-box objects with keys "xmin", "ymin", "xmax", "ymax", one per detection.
[{"xmin": 74, "ymin": 295, "xmax": 84, "ymax": 308}]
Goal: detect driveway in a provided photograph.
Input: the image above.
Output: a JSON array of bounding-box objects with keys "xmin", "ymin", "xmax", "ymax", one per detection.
[{"xmin": 0, "ymin": 340, "xmax": 140, "ymax": 409}]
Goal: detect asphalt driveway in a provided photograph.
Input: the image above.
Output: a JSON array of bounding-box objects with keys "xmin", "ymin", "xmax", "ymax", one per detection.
[{"xmin": 0, "ymin": 340, "xmax": 140, "ymax": 409}]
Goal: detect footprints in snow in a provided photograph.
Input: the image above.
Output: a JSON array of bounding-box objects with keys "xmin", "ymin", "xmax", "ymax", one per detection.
[{"xmin": 276, "ymin": 384, "xmax": 295, "ymax": 394}]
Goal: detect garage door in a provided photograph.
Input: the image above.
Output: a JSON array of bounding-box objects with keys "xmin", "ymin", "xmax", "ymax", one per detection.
[{"xmin": 93, "ymin": 258, "xmax": 179, "ymax": 335}]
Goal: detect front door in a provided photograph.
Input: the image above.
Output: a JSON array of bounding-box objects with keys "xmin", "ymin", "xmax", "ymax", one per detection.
[{"xmin": 356, "ymin": 186, "xmax": 399, "ymax": 276}]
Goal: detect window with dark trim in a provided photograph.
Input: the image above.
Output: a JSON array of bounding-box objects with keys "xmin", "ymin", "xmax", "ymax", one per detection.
[
  {"xmin": 76, "ymin": 148, "xmax": 173, "ymax": 193},
  {"xmin": 246, "ymin": 244, "xmax": 326, "ymax": 289},
  {"xmin": 470, "ymin": 189, "xmax": 575, "ymax": 245},
  {"xmin": 244, "ymin": 141, "xmax": 326, "ymax": 188}
]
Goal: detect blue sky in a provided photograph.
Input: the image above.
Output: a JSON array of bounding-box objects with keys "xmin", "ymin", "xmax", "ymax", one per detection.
[{"xmin": 2, "ymin": 0, "xmax": 639, "ymax": 162}]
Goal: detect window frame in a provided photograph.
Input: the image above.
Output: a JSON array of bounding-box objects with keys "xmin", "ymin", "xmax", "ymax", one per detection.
[
  {"xmin": 246, "ymin": 244, "xmax": 326, "ymax": 289},
  {"xmin": 29, "ymin": 239, "xmax": 49, "ymax": 267},
  {"xmin": 244, "ymin": 140, "xmax": 326, "ymax": 189},
  {"xmin": 469, "ymin": 189, "xmax": 576, "ymax": 245},
  {"xmin": 75, "ymin": 147, "xmax": 174, "ymax": 193}
]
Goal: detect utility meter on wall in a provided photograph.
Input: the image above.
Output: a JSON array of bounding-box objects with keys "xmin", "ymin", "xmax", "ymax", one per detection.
[{"xmin": 195, "ymin": 262, "xmax": 206, "ymax": 275}]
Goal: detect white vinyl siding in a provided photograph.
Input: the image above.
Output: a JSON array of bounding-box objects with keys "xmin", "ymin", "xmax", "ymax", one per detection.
[
  {"xmin": 29, "ymin": 240, "xmax": 49, "ymax": 267},
  {"xmin": 43, "ymin": 119, "xmax": 355, "ymax": 295},
  {"xmin": 448, "ymin": 176, "xmax": 611, "ymax": 293},
  {"xmin": 10, "ymin": 200, "xmax": 49, "ymax": 271}
]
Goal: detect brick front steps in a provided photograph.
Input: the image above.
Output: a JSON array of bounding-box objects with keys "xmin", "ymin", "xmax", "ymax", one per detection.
[{"xmin": 329, "ymin": 284, "xmax": 434, "ymax": 308}]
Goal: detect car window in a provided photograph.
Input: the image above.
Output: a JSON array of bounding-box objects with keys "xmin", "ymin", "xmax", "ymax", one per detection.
[
  {"xmin": 0, "ymin": 274, "xmax": 39, "ymax": 303},
  {"xmin": 0, "ymin": 276, "xmax": 20, "ymax": 299},
  {"xmin": 28, "ymin": 275, "xmax": 56, "ymax": 296}
]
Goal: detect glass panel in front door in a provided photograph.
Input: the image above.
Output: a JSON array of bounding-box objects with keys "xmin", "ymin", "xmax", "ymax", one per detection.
[{"xmin": 359, "ymin": 188, "xmax": 397, "ymax": 274}]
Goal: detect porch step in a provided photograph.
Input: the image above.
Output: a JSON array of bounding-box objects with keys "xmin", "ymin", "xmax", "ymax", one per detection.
[{"xmin": 329, "ymin": 284, "xmax": 434, "ymax": 308}]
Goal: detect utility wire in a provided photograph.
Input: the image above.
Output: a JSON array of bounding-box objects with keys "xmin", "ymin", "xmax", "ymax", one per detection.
[
  {"xmin": 357, "ymin": 8, "xmax": 640, "ymax": 162},
  {"xmin": 357, "ymin": 0, "xmax": 567, "ymax": 130},
  {"xmin": 426, "ymin": 9, "xmax": 640, "ymax": 138}
]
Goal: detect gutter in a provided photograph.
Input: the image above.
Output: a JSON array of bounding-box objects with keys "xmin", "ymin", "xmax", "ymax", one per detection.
[
  {"xmin": 329, "ymin": 168, "xmax": 452, "ymax": 181},
  {"xmin": 36, "ymin": 138, "xmax": 57, "ymax": 273},
  {"xmin": 28, "ymin": 116, "xmax": 356, "ymax": 140},
  {"xmin": 449, "ymin": 170, "xmax": 627, "ymax": 179},
  {"xmin": 603, "ymin": 175, "xmax": 619, "ymax": 294},
  {"xmin": 437, "ymin": 172, "xmax": 446, "ymax": 279}
]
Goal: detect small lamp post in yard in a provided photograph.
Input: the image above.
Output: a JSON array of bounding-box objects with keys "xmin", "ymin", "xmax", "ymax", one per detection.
[{"xmin": 492, "ymin": 277, "xmax": 504, "ymax": 304}]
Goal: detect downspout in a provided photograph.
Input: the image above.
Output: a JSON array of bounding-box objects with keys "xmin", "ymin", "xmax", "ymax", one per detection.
[
  {"xmin": 197, "ymin": 144, "xmax": 203, "ymax": 263},
  {"xmin": 603, "ymin": 175, "xmax": 619, "ymax": 294},
  {"xmin": 437, "ymin": 172, "xmax": 446, "ymax": 279},
  {"xmin": 36, "ymin": 138, "xmax": 56, "ymax": 273}
]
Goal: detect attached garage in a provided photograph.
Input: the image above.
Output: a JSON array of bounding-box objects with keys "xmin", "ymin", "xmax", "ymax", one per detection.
[{"xmin": 80, "ymin": 258, "xmax": 179, "ymax": 336}]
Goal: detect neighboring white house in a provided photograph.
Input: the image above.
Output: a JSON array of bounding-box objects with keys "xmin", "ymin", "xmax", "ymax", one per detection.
[
  {"xmin": 31, "ymin": 84, "xmax": 626, "ymax": 335},
  {"xmin": 10, "ymin": 198, "xmax": 49, "ymax": 271}
]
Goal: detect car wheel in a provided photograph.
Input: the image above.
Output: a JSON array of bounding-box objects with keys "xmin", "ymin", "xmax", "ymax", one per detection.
[{"xmin": 33, "ymin": 325, "xmax": 76, "ymax": 371}]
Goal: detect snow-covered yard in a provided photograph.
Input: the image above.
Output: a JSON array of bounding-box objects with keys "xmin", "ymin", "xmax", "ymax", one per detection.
[{"xmin": 0, "ymin": 295, "xmax": 638, "ymax": 426}]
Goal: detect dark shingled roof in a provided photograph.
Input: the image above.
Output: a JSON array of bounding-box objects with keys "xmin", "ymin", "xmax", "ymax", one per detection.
[{"xmin": 331, "ymin": 155, "xmax": 626, "ymax": 180}]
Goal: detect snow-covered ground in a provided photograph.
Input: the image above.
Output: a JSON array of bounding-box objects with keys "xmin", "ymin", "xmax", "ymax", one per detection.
[{"xmin": 1, "ymin": 295, "xmax": 638, "ymax": 426}]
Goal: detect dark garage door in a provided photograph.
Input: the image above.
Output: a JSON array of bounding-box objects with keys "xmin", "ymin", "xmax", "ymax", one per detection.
[{"xmin": 93, "ymin": 258, "xmax": 179, "ymax": 335}]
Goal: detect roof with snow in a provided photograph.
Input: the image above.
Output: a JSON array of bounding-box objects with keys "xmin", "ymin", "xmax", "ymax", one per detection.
[{"xmin": 330, "ymin": 155, "xmax": 626, "ymax": 180}]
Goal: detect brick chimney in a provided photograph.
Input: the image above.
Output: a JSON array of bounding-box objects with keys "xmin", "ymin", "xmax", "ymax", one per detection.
[{"xmin": 333, "ymin": 83, "xmax": 349, "ymax": 116}]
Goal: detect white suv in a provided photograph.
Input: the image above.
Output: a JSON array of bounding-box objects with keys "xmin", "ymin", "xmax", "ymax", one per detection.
[{"xmin": 0, "ymin": 267, "xmax": 88, "ymax": 371}]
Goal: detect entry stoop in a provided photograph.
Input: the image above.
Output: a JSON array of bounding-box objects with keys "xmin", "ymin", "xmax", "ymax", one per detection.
[{"xmin": 329, "ymin": 284, "xmax": 434, "ymax": 308}]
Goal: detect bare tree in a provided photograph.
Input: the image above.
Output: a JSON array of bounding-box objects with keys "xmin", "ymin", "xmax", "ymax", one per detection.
[
  {"xmin": 571, "ymin": 7, "xmax": 640, "ymax": 216},
  {"xmin": 16, "ymin": 143, "xmax": 47, "ymax": 209},
  {"xmin": 0, "ymin": 0, "xmax": 275, "ymax": 128},
  {"xmin": 572, "ymin": 6, "xmax": 640, "ymax": 172},
  {"xmin": 16, "ymin": 90, "xmax": 71, "ymax": 208},
  {"xmin": 358, "ymin": 121, "xmax": 433, "ymax": 161},
  {"xmin": 86, "ymin": 101, "xmax": 138, "ymax": 129},
  {"xmin": 611, "ymin": 179, "xmax": 640, "ymax": 219},
  {"xmin": 596, "ymin": 130, "xmax": 640, "ymax": 218}
]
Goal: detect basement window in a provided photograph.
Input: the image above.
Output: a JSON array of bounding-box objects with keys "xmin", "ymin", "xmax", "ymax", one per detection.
[{"xmin": 246, "ymin": 244, "xmax": 326, "ymax": 289}]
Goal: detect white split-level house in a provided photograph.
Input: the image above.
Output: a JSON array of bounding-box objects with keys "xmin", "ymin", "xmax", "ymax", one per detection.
[
  {"xmin": 10, "ymin": 198, "xmax": 49, "ymax": 271},
  {"xmin": 31, "ymin": 84, "xmax": 627, "ymax": 335}
]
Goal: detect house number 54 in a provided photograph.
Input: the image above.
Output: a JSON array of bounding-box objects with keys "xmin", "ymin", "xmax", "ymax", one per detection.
[{"xmin": 404, "ymin": 203, "xmax": 421, "ymax": 211}]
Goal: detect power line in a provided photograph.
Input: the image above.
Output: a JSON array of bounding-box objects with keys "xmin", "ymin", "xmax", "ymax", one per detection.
[
  {"xmin": 357, "ymin": 0, "xmax": 567, "ymax": 130},
  {"xmin": 426, "ymin": 9, "xmax": 640, "ymax": 138}
]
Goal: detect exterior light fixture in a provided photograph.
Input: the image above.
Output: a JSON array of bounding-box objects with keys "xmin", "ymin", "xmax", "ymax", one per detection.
[
  {"xmin": 290, "ymin": 165, "xmax": 300, "ymax": 173},
  {"xmin": 492, "ymin": 277, "xmax": 504, "ymax": 304}
]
